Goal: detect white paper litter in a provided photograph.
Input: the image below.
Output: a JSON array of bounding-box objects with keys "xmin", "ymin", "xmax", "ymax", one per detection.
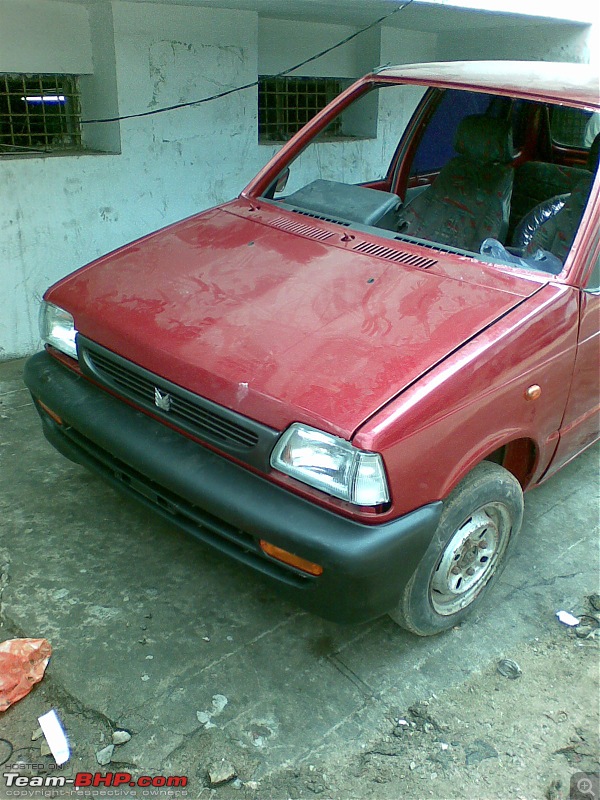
[
  {"xmin": 38, "ymin": 709, "xmax": 70, "ymax": 765},
  {"xmin": 556, "ymin": 610, "xmax": 580, "ymax": 627}
]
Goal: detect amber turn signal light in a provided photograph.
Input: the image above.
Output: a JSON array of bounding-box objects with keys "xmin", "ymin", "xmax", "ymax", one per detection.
[
  {"xmin": 259, "ymin": 540, "xmax": 323, "ymax": 576},
  {"xmin": 524, "ymin": 384, "xmax": 542, "ymax": 401},
  {"xmin": 37, "ymin": 400, "xmax": 63, "ymax": 426}
]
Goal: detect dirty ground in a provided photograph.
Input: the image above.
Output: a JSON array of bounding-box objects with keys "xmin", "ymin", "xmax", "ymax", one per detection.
[{"xmin": 0, "ymin": 356, "xmax": 598, "ymax": 799}]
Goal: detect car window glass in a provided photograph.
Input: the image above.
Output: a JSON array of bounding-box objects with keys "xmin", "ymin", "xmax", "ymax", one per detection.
[
  {"xmin": 410, "ymin": 89, "xmax": 496, "ymax": 176},
  {"xmin": 269, "ymin": 84, "xmax": 426, "ymax": 197},
  {"xmin": 585, "ymin": 255, "xmax": 600, "ymax": 290},
  {"xmin": 550, "ymin": 106, "xmax": 597, "ymax": 148}
]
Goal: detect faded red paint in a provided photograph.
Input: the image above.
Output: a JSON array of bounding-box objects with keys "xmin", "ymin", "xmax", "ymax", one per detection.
[{"xmin": 43, "ymin": 61, "xmax": 599, "ymax": 523}]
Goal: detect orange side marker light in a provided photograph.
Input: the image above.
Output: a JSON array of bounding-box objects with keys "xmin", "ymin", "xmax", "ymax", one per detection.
[
  {"xmin": 524, "ymin": 384, "xmax": 542, "ymax": 401},
  {"xmin": 259, "ymin": 540, "xmax": 323, "ymax": 576}
]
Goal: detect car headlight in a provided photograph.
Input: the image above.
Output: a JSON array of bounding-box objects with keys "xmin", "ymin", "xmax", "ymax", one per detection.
[
  {"xmin": 39, "ymin": 301, "xmax": 78, "ymax": 360},
  {"xmin": 270, "ymin": 423, "xmax": 389, "ymax": 506}
]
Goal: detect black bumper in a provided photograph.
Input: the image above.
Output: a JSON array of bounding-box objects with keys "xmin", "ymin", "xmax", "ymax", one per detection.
[{"xmin": 24, "ymin": 351, "xmax": 442, "ymax": 624}]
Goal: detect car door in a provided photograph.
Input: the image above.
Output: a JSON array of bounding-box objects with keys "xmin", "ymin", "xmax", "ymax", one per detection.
[{"xmin": 546, "ymin": 253, "xmax": 600, "ymax": 476}]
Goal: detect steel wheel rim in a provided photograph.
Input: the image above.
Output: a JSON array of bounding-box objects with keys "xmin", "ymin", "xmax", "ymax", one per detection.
[{"xmin": 430, "ymin": 502, "xmax": 512, "ymax": 616}]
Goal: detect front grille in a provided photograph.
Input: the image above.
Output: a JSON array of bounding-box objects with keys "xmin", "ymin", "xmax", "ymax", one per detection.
[{"xmin": 78, "ymin": 337, "xmax": 279, "ymax": 471}]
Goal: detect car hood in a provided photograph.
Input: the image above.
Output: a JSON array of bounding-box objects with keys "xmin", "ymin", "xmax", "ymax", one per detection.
[{"xmin": 49, "ymin": 202, "xmax": 541, "ymax": 439}]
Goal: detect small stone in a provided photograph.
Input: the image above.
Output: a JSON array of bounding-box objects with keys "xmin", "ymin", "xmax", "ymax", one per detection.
[
  {"xmin": 431, "ymin": 772, "xmax": 438, "ymax": 779},
  {"xmin": 245, "ymin": 781, "xmax": 259, "ymax": 790},
  {"xmin": 202, "ymin": 636, "xmax": 210, "ymax": 642},
  {"xmin": 409, "ymin": 761, "xmax": 417, "ymax": 770},
  {"xmin": 497, "ymin": 658, "xmax": 522, "ymax": 679},
  {"xmin": 96, "ymin": 744, "xmax": 114, "ymax": 766},
  {"xmin": 588, "ymin": 593, "xmax": 600, "ymax": 612},
  {"xmin": 112, "ymin": 730, "xmax": 131, "ymax": 745},
  {"xmin": 546, "ymin": 779, "xmax": 563, "ymax": 800},
  {"xmin": 141, "ymin": 674, "xmax": 150, "ymax": 681},
  {"xmin": 40, "ymin": 741, "xmax": 51, "ymax": 757},
  {"xmin": 465, "ymin": 739, "xmax": 498, "ymax": 766},
  {"xmin": 440, "ymin": 743, "xmax": 449, "ymax": 751},
  {"xmin": 145, "ymin": 654, "xmax": 154, "ymax": 660},
  {"xmin": 197, "ymin": 711, "xmax": 211, "ymax": 725},
  {"xmin": 31, "ymin": 726, "xmax": 43, "ymax": 741},
  {"xmin": 227, "ymin": 636, "xmax": 233, "ymax": 641},
  {"xmin": 208, "ymin": 760, "xmax": 236, "ymax": 787},
  {"xmin": 212, "ymin": 695, "xmax": 228, "ymax": 714}
]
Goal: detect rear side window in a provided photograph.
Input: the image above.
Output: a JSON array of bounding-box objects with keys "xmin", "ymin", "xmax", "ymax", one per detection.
[{"xmin": 550, "ymin": 106, "xmax": 597, "ymax": 148}]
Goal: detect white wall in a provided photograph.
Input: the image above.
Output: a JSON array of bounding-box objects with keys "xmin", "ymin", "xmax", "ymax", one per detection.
[
  {"xmin": 0, "ymin": 0, "xmax": 596, "ymax": 359},
  {"xmin": 0, "ymin": 0, "xmax": 92, "ymax": 73},
  {"xmin": 258, "ymin": 17, "xmax": 380, "ymax": 77},
  {"xmin": 437, "ymin": 20, "xmax": 592, "ymax": 63}
]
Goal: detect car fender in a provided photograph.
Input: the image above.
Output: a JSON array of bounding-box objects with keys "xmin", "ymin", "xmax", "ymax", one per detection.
[{"xmin": 353, "ymin": 282, "xmax": 580, "ymax": 519}]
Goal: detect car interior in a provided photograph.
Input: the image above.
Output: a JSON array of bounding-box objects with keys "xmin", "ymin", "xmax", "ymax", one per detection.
[{"xmin": 267, "ymin": 86, "xmax": 599, "ymax": 277}]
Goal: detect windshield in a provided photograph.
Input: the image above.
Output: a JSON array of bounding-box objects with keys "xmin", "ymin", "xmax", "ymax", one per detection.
[{"xmin": 260, "ymin": 82, "xmax": 599, "ymax": 276}]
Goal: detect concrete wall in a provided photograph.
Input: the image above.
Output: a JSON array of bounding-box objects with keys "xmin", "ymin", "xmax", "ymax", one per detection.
[
  {"xmin": 258, "ymin": 18, "xmax": 380, "ymax": 77},
  {"xmin": 437, "ymin": 20, "xmax": 593, "ymax": 63},
  {"xmin": 0, "ymin": 0, "xmax": 595, "ymax": 358},
  {"xmin": 0, "ymin": 0, "xmax": 92, "ymax": 73}
]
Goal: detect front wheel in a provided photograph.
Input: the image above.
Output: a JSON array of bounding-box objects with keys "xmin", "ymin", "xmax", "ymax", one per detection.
[{"xmin": 389, "ymin": 462, "xmax": 524, "ymax": 636}]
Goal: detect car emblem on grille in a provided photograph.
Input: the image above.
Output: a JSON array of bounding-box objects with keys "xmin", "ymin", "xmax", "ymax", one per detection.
[{"xmin": 154, "ymin": 387, "xmax": 172, "ymax": 411}]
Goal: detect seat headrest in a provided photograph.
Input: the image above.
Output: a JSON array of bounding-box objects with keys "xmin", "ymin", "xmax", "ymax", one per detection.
[
  {"xmin": 587, "ymin": 132, "xmax": 600, "ymax": 173},
  {"xmin": 454, "ymin": 114, "xmax": 513, "ymax": 164}
]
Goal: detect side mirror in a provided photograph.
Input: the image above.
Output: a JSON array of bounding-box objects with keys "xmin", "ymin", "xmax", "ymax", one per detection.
[{"xmin": 275, "ymin": 168, "xmax": 290, "ymax": 194}]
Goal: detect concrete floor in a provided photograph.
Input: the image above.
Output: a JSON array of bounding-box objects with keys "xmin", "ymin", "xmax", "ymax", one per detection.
[{"xmin": 0, "ymin": 355, "xmax": 598, "ymax": 794}]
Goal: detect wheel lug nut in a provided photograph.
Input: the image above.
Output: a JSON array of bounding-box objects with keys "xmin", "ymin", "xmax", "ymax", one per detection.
[
  {"xmin": 466, "ymin": 567, "xmax": 475, "ymax": 576},
  {"xmin": 478, "ymin": 540, "xmax": 488, "ymax": 549},
  {"xmin": 451, "ymin": 566, "xmax": 461, "ymax": 575}
]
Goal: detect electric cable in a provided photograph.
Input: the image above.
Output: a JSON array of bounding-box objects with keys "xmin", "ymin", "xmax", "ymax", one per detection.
[{"xmin": 81, "ymin": 0, "xmax": 414, "ymax": 124}]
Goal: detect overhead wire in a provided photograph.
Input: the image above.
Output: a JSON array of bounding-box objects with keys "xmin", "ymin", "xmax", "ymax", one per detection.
[{"xmin": 81, "ymin": 0, "xmax": 414, "ymax": 124}]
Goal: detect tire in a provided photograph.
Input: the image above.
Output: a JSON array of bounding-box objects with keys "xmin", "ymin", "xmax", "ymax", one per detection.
[{"xmin": 389, "ymin": 461, "xmax": 524, "ymax": 636}]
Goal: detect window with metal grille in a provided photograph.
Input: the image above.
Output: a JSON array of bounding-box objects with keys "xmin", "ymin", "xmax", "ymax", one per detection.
[
  {"xmin": 258, "ymin": 76, "xmax": 348, "ymax": 143},
  {"xmin": 0, "ymin": 74, "xmax": 82, "ymax": 155}
]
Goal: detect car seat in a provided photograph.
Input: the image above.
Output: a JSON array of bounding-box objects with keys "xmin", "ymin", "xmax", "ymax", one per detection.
[
  {"xmin": 398, "ymin": 114, "xmax": 514, "ymax": 252},
  {"xmin": 513, "ymin": 133, "xmax": 600, "ymax": 263}
]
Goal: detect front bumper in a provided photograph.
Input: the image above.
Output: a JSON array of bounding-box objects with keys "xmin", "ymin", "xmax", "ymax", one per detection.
[{"xmin": 24, "ymin": 351, "xmax": 442, "ymax": 623}]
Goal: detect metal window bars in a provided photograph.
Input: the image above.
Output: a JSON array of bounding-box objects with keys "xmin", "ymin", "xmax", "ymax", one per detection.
[
  {"xmin": 0, "ymin": 74, "xmax": 82, "ymax": 154},
  {"xmin": 258, "ymin": 76, "xmax": 344, "ymax": 143}
]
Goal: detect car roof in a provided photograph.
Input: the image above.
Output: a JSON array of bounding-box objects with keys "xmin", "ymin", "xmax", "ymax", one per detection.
[{"xmin": 376, "ymin": 61, "xmax": 600, "ymax": 108}]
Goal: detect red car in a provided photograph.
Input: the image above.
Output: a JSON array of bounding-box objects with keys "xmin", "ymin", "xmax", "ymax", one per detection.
[{"xmin": 25, "ymin": 61, "xmax": 599, "ymax": 635}]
